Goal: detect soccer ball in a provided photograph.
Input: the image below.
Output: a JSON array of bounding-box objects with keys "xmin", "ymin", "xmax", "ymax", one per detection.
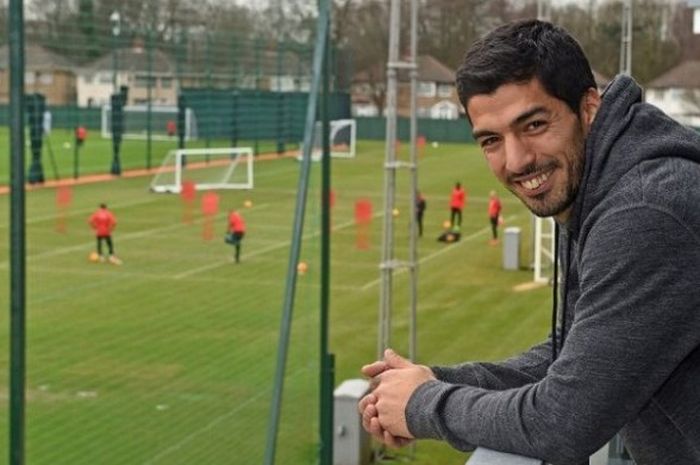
[
  {"xmin": 244, "ymin": 200, "xmax": 253, "ymax": 208},
  {"xmin": 297, "ymin": 262, "xmax": 308, "ymax": 274},
  {"xmin": 88, "ymin": 252, "xmax": 100, "ymax": 262},
  {"xmin": 63, "ymin": 142, "xmax": 71, "ymax": 149},
  {"xmin": 443, "ymin": 220, "xmax": 452, "ymax": 229},
  {"xmin": 392, "ymin": 208, "xmax": 400, "ymax": 217},
  {"xmin": 432, "ymin": 141, "xmax": 439, "ymax": 148}
]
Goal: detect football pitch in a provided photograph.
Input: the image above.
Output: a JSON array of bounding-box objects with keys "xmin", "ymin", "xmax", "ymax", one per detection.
[{"xmin": 0, "ymin": 138, "xmax": 552, "ymax": 465}]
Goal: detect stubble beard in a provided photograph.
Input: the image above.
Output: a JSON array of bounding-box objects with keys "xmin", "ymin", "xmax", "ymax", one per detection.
[{"xmin": 511, "ymin": 132, "xmax": 586, "ymax": 219}]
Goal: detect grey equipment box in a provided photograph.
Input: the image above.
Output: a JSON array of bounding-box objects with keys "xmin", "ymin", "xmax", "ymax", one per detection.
[
  {"xmin": 503, "ymin": 226, "xmax": 521, "ymax": 270},
  {"xmin": 333, "ymin": 379, "xmax": 371, "ymax": 465}
]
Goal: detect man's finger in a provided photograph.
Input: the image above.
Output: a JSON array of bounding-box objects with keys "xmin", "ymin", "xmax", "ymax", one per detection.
[
  {"xmin": 368, "ymin": 416, "xmax": 386, "ymax": 442},
  {"xmin": 361, "ymin": 402, "xmax": 377, "ymax": 432},
  {"xmin": 357, "ymin": 393, "xmax": 376, "ymax": 414},
  {"xmin": 383, "ymin": 348, "xmax": 412, "ymax": 369},
  {"xmin": 362, "ymin": 360, "xmax": 388, "ymax": 377}
]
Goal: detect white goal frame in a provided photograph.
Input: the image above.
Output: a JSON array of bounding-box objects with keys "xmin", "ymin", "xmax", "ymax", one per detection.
[
  {"xmin": 101, "ymin": 104, "xmax": 197, "ymax": 141},
  {"xmin": 150, "ymin": 147, "xmax": 254, "ymax": 193},
  {"xmin": 297, "ymin": 118, "xmax": 356, "ymax": 161},
  {"xmin": 533, "ymin": 216, "xmax": 556, "ymax": 283}
]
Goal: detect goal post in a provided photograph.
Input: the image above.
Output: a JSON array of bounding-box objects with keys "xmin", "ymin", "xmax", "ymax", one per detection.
[
  {"xmin": 150, "ymin": 147, "xmax": 254, "ymax": 193},
  {"xmin": 297, "ymin": 118, "xmax": 356, "ymax": 161},
  {"xmin": 101, "ymin": 104, "xmax": 198, "ymax": 141}
]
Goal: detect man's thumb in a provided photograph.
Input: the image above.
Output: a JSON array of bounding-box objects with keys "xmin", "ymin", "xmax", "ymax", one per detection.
[{"xmin": 383, "ymin": 348, "xmax": 411, "ymax": 368}]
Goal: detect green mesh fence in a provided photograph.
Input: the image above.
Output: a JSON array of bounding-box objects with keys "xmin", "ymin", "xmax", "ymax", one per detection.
[
  {"xmin": 1, "ymin": 1, "xmax": 335, "ymax": 464},
  {"xmin": 0, "ymin": 0, "xmax": 350, "ymax": 182}
]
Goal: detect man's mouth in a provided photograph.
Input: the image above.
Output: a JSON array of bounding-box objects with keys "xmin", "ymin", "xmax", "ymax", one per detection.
[
  {"xmin": 511, "ymin": 168, "xmax": 556, "ymax": 197},
  {"xmin": 521, "ymin": 172, "xmax": 550, "ymax": 191}
]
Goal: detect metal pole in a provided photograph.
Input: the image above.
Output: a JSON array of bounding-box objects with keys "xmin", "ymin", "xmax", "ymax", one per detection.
[
  {"xmin": 320, "ymin": 4, "xmax": 334, "ymax": 465},
  {"xmin": 619, "ymin": 0, "xmax": 633, "ymax": 75},
  {"xmin": 408, "ymin": 0, "xmax": 419, "ymax": 364},
  {"xmin": 146, "ymin": 25, "xmax": 153, "ymax": 170},
  {"xmin": 379, "ymin": 0, "xmax": 401, "ymax": 359},
  {"xmin": 8, "ymin": 0, "xmax": 27, "ymax": 463},
  {"xmin": 262, "ymin": 1, "xmax": 330, "ymax": 463}
]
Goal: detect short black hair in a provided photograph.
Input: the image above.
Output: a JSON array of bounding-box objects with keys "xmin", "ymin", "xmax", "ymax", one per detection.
[
  {"xmin": 456, "ymin": 19, "xmax": 595, "ymax": 119},
  {"xmin": 100, "ymin": 203, "xmax": 107, "ymax": 209}
]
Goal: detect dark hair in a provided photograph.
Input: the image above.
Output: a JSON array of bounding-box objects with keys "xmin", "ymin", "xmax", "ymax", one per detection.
[
  {"xmin": 456, "ymin": 20, "xmax": 595, "ymax": 119},
  {"xmin": 100, "ymin": 203, "xmax": 107, "ymax": 209}
]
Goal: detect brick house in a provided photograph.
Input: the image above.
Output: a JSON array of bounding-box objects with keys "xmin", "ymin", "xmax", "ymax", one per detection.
[
  {"xmin": 0, "ymin": 44, "xmax": 77, "ymax": 104},
  {"xmin": 352, "ymin": 54, "xmax": 461, "ymax": 119}
]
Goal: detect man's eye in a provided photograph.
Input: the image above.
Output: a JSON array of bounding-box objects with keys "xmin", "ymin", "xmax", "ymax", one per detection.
[
  {"xmin": 527, "ymin": 120, "xmax": 546, "ymax": 131},
  {"xmin": 480, "ymin": 137, "xmax": 498, "ymax": 148}
]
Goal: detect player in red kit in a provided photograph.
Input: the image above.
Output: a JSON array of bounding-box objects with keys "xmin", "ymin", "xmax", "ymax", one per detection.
[
  {"xmin": 88, "ymin": 203, "xmax": 122, "ymax": 264},
  {"xmin": 487, "ymin": 190, "xmax": 503, "ymax": 244},
  {"xmin": 449, "ymin": 182, "xmax": 466, "ymax": 228},
  {"xmin": 226, "ymin": 210, "xmax": 246, "ymax": 263}
]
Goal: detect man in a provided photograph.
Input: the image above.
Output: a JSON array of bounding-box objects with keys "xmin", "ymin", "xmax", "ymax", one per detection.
[
  {"xmin": 449, "ymin": 182, "xmax": 466, "ymax": 227},
  {"xmin": 415, "ymin": 191, "xmax": 426, "ymax": 237},
  {"xmin": 226, "ymin": 209, "xmax": 246, "ymax": 263},
  {"xmin": 359, "ymin": 19, "xmax": 700, "ymax": 464},
  {"xmin": 88, "ymin": 203, "xmax": 121, "ymax": 265},
  {"xmin": 487, "ymin": 190, "xmax": 502, "ymax": 244}
]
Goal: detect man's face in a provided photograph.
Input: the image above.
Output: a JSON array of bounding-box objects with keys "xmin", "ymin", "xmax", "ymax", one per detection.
[{"xmin": 468, "ymin": 78, "xmax": 598, "ymax": 223}]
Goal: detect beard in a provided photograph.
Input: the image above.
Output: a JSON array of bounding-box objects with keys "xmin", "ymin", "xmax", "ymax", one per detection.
[{"xmin": 508, "ymin": 128, "xmax": 586, "ymax": 219}]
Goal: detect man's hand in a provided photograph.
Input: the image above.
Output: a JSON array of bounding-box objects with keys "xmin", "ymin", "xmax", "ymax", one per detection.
[{"xmin": 358, "ymin": 349, "xmax": 436, "ymax": 446}]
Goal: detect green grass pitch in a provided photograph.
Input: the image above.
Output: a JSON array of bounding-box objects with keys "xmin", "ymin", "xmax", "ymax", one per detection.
[{"xmin": 0, "ymin": 138, "xmax": 552, "ymax": 465}]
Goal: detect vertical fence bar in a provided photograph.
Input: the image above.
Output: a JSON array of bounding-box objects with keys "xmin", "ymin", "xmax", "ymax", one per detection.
[
  {"xmin": 8, "ymin": 0, "xmax": 27, "ymax": 464},
  {"xmin": 262, "ymin": 1, "xmax": 330, "ymax": 463},
  {"xmin": 320, "ymin": 2, "xmax": 333, "ymax": 464}
]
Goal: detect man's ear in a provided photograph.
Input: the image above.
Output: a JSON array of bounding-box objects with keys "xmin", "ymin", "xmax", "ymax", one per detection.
[{"xmin": 580, "ymin": 87, "xmax": 601, "ymax": 128}]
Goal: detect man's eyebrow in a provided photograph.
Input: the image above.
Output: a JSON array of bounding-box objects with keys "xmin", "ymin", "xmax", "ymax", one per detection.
[{"xmin": 472, "ymin": 106, "xmax": 550, "ymax": 140}]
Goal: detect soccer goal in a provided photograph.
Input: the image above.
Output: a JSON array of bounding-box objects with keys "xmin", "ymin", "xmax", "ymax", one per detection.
[
  {"xmin": 150, "ymin": 147, "xmax": 254, "ymax": 193},
  {"xmin": 533, "ymin": 216, "xmax": 556, "ymax": 283},
  {"xmin": 101, "ymin": 104, "xmax": 198, "ymax": 141},
  {"xmin": 297, "ymin": 118, "xmax": 356, "ymax": 161}
]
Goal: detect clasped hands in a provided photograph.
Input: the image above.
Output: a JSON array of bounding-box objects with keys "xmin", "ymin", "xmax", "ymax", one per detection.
[{"xmin": 358, "ymin": 348, "xmax": 436, "ymax": 448}]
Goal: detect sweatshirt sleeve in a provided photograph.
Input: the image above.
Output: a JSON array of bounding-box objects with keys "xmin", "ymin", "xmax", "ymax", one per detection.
[
  {"xmin": 405, "ymin": 205, "xmax": 700, "ymax": 464},
  {"xmin": 432, "ymin": 338, "xmax": 552, "ymax": 390}
]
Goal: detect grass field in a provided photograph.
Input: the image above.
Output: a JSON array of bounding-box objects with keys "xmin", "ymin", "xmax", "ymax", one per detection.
[
  {"xmin": 0, "ymin": 127, "xmax": 293, "ymax": 184},
  {"xmin": 0, "ymin": 138, "xmax": 552, "ymax": 465}
]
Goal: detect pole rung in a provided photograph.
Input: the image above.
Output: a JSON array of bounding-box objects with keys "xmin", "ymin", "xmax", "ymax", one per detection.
[
  {"xmin": 387, "ymin": 61, "xmax": 417, "ymax": 70},
  {"xmin": 385, "ymin": 161, "xmax": 416, "ymax": 169},
  {"xmin": 379, "ymin": 260, "xmax": 416, "ymax": 270}
]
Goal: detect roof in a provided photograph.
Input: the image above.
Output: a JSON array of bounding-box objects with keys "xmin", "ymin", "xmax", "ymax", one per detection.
[
  {"xmin": 83, "ymin": 47, "xmax": 175, "ymax": 74},
  {"xmin": 354, "ymin": 54, "xmax": 455, "ymax": 84},
  {"xmin": 647, "ymin": 60, "xmax": 700, "ymax": 89},
  {"xmin": 0, "ymin": 44, "xmax": 76, "ymax": 71}
]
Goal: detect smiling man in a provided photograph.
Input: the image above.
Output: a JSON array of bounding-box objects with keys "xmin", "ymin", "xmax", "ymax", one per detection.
[{"xmin": 359, "ymin": 19, "xmax": 700, "ymax": 465}]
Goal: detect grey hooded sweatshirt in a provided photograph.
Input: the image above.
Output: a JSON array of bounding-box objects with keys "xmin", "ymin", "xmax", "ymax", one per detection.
[{"xmin": 405, "ymin": 76, "xmax": 700, "ymax": 464}]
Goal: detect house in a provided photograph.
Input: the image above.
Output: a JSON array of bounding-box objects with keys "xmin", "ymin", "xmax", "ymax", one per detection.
[
  {"xmin": 0, "ymin": 44, "xmax": 77, "ymax": 104},
  {"xmin": 352, "ymin": 55, "xmax": 461, "ymax": 119},
  {"xmin": 77, "ymin": 43, "xmax": 178, "ymax": 108},
  {"xmin": 645, "ymin": 60, "xmax": 700, "ymax": 127}
]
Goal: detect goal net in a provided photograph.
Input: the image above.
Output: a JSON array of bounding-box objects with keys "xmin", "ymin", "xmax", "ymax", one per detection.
[
  {"xmin": 101, "ymin": 104, "xmax": 198, "ymax": 141},
  {"xmin": 150, "ymin": 147, "xmax": 254, "ymax": 193},
  {"xmin": 297, "ymin": 118, "xmax": 356, "ymax": 161}
]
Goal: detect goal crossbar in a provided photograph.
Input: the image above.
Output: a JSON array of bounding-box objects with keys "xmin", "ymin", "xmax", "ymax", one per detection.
[{"xmin": 150, "ymin": 147, "xmax": 254, "ymax": 193}]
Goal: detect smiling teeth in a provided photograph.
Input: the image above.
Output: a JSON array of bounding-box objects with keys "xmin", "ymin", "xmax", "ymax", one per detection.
[{"xmin": 522, "ymin": 173, "xmax": 549, "ymax": 190}]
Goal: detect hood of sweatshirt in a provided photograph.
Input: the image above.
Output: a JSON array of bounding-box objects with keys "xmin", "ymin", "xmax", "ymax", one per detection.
[{"xmin": 567, "ymin": 74, "xmax": 700, "ymax": 235}]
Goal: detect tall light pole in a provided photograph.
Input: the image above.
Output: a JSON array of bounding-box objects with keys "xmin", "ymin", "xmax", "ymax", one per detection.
[{"xmin": 110, "ymin": 10, "xmax": 121, "ymax": 92}]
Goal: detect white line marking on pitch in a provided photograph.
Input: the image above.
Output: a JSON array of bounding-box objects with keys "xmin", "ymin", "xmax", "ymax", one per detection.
[
  {"xmin": 360, "ymin": 214, "xmax": 520, "ymax": 291},
  {"xmin": 174, "ymin": 211, "xmax": 384, "ymax": 279}
]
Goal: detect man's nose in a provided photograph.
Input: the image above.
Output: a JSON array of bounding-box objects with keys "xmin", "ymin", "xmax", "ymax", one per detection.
[{"xmin": 504, "ymin": 136, "xmax": 535, "ymax": 175}]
